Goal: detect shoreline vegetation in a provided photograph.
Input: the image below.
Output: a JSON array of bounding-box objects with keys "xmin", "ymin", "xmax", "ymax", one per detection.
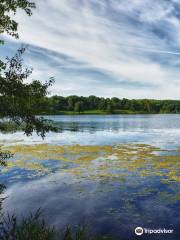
[
  {"xmin": 40, "ymin": 110, "xmax": 180, "ymax": 115},
  {"xmin": 26, "ymin": 95, "xmax": 180, "ymax": 115},
  {"xmin": 1, "ymin": 95, "xmax": 180, "ymax": 117},
  {"xmin": 0, "ymin": 209, "xmax": 112, "ymax": 240}
]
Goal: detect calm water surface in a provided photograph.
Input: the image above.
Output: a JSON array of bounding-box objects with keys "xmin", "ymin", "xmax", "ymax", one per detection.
[{"xmin": 0, "ymin": 114, "xmax": 180, "ymax": 239}]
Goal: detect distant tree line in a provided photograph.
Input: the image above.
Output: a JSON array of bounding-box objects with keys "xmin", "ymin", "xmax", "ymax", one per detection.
[{"xmin": 19, "ymin": 95, "xmax": 180, "ymax": 114}]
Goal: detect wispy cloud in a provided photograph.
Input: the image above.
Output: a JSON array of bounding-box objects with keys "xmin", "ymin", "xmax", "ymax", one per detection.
[{"xmin": 1, "ymin": 0, "xmax": 180, "ymax": 99}]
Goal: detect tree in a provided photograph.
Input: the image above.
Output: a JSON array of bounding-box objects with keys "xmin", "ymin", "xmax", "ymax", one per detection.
[
  {"xmin": 67, "ymin": 95, "xmax": 79, "ymax": 111},
  {"xmin": 0, "ymin": 0, "xmax": 56, "ymax": 138},
  {"xmin": 67, "ymin": 97, "xmax": 74, "ymax": 111},
  {"xmin": 0, "ymin": 1, "xmax": 56, "ymax": 165},
  {"xmin": 88, "ymin": 95, "xmax": 99, "ymax": 109},
  {"xmin": 98, "ymin": 98, "xmax": 106, "ymax": 111},
  {"xmin": 142, "ymin": 99, "xmax": 151, "ymax": 113},
  {"xmin": 74, "ymin": 101, "xmax": 84, "ymax": 113},
  {"xmin": 106, "ymin": 102, "xmax": 113, "ymax": 113},
  {"xmin": 111, "ymin": 97, "xmax": 120, "ymax": 109},
  {"xmin": 0, "ymin": 48, "xmax": 57, "ymax": 138},
  {"xmin": 0, "ymin": 0, "xmax": 35, "ymax": 43}
]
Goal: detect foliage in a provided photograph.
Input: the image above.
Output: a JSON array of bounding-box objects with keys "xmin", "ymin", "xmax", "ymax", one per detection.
[
  {"xmin": 0, "ymin": 0, "xmax": 35, "ymax": 42},
  {"xmin": 34, "ymin": 95, "xmax": 180, "ymax": 114},
  {"xmin": 63, "ymin": 226, "xmax": 87, "ymax": 240},
  {"xmin": 0, "ymin": 210, "xmax": 114, "ymax": 240},
  {"xmin": 0, "ymin": 49, "xmax": 57, "ymax": 165},
  {"xmin": 0, "ymin": 209, "xmax": 56, "ymax": 240},
  {"xmin": 0, "ymin": 0, "xmax": 56, "ymax": 139},
  {"xmin": 0, "ymin": 149, "xmax": 12, "ymax": 166},
  {"xmin": 0, "ymin": 48, "xmax": 57, "ymax": 138},
  {"xmin": 0, "ymin": 1, "xmax": 56, "ymax": 166},
  {"xmin": 74, "ymin": 101, "xmax": 84, "ymax": 113},
  {"xmin": 0, "ymin": 184, "xmax": 5, "ymax": 212}
]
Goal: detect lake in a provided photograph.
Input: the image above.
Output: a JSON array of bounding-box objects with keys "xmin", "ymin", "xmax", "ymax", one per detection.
[{"xmin": 0, "ymin": 114, "xmax": 180, "ymax": 239}]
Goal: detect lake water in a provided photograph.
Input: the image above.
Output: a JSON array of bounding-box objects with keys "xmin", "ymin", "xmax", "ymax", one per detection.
[{"xmin": 0, "ymin": 114, "xmax": 180, "ymax": 239}]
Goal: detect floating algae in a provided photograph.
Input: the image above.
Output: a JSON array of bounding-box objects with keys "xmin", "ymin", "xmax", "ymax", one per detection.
[
  {"xmin": 1, "ymin": 144, "xmax": 180, "ymax": 184},
  {"xmin": 1, "ymin": 143, "xmax": 179, "ymax": 228}
]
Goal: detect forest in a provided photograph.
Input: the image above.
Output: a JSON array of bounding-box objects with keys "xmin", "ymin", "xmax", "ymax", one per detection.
[{"xmin": 16, "ymin": 95, "xmax": 180, "ymax": 114}]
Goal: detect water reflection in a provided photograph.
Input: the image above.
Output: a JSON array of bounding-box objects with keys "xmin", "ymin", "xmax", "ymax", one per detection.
[
  {"xmin": 46, "ymin": 114, "xmax": 180, "ymax": 131},
  {"xmin": 1, "ymin": 115, "xmax": 180, "ymax": 149},
  {"xmin": 0, "ymin": 143, "xmax": 179, "ymax": 239},
  {"xmin": 1, "ymin": 170, "xmax": 179, "ymax": 239},
  {"xmin": 0, "ymin": 115, "xmax": 180, "ymax": 239}
]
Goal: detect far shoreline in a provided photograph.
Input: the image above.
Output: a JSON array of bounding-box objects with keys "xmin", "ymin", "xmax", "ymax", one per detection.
[{"xmin": 39, "ymin": 110, "xmax": 180, "ymax": 116}]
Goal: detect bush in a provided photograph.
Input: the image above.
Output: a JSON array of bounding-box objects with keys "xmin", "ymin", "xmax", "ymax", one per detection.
[{"xmin": 0, "ymin": 209, "xmax": 114, "ymax": 240}]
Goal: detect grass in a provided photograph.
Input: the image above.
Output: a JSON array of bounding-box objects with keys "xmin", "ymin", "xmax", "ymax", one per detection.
[
  {"xmin": 0, "ymin": 209, "xmax": 56, "ymax": 240},
  {"xmin": 40, "ymin": 110, "xmax": 149, "ymax": 115},
  {"xmin": 0, "ymin": 209, "xmax": 114, "ymax": 240}
]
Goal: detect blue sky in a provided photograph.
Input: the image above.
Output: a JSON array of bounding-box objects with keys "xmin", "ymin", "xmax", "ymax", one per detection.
[{"xmin": 1, "ymin": 0, "xmax": 180, "ymax": 99}]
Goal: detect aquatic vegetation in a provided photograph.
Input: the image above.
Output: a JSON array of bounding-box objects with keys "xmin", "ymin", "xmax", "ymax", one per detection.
[
  {"xmin": 0, "ymin": 143, "xmax": 179, "ymax": 237},
  {"xmin": 1, "ymin": 143, "xmax": 179, "ymax": 185}
]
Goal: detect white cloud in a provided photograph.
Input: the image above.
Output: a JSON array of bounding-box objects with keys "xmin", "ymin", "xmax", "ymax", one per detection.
[{"xmin": 4, "ymin": 0, "xmax": 180, "ymax": 99}]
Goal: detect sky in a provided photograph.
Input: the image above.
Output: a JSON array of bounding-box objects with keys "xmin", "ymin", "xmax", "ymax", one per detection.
[{"xmin": 1, "ymin": 0, "xmax": 180, "ymax": 99}]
